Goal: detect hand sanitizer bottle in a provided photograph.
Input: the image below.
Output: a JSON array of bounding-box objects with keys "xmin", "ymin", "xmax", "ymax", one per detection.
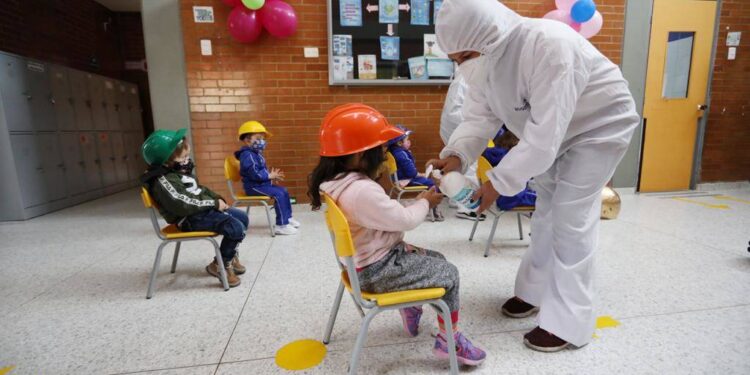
[{"xmin": 440, "ymin": 172, "xmax": 481, "ymax": 212}]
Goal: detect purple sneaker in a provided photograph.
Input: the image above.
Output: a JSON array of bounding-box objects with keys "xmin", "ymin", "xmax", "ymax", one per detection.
[
  {"xmin": 433, "ymin": 331, "xmax": 487, "ymax": 366},
  {"xmin": 398, "ymin": 306, "xmax": 423, "ymax": 337}
]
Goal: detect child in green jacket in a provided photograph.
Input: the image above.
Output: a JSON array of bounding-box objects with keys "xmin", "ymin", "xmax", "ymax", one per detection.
[{"xmin": 140, "ymin": 129, "xmax": 248, "ymax": 287}]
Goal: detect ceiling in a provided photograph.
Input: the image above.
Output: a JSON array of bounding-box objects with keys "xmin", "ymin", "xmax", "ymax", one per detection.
[{"xmin": 93, "ymin": 0, "xmax": 141, "ymax": 12}]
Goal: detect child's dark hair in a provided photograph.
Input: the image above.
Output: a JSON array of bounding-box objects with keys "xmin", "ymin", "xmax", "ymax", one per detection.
[
  {"xmin": 308, "ymin": 146, "xmax": 385, "ymax": 210},
  {"xmin": 239, "ymin": 133, "xmax": 256, "ymax": 141}
]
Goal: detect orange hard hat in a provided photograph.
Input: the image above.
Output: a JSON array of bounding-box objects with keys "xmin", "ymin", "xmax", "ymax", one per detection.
[{"xmin": 319, "ymin": 104, "xmax": 404, "ymax": 157}]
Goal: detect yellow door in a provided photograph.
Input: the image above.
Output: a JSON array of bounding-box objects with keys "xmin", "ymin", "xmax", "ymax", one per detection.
[{"xmin": 639, "ymin": 0, "xmax": 717, "ymax": 192}]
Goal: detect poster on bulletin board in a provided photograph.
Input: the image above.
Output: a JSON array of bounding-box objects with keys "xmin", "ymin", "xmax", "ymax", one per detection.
[{"xmin": 327, "ymin": 0, "xmax": 454, "ymax": 85}]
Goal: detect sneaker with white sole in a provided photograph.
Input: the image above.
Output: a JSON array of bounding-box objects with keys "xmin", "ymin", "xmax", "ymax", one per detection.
[
  {"xmin": 456, "ymin": 211, "xmax": 486, "ymax": 221},
  {"xmin": 288, "ymin": 218, "xmax": 301, "ymax": 228},
  {"xmin": 433, "ymin": 331, "xmax": 486, "ymax": 366},
  {"xmin": 274, "ymin": 224, "xmax": 298, "ymax": 235}
]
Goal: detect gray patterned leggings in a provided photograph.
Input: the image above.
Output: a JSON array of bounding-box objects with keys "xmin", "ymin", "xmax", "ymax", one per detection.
[{"xmin": 357, "ymin": 243, "xmax": 460, "ymax": 312}]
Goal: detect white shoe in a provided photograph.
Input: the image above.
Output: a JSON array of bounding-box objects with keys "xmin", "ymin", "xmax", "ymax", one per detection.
[
  {"xmin": 274, "ymin": 224, "xmax": 298, "ymax": 235},
  {"xmin": 288, "ymin": 218, "xmax": 301, "ymax": 228}
]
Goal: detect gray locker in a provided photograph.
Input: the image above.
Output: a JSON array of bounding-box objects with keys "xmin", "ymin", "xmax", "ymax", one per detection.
[
  {"xmin": 88, "ymin": 75, "xmax": 108, "ymax": 130},
  {"xmin": 0, "ymin": 53, "xmax": 34, "ymax": 132},
  {"xmin": 9, "ymin": 134, "xmax": 47, "ymax": 208},
  {"xmin": 110, "ymin": 132, "xmax": 129, "ymax": 183},
  {"xmin": 127, "ymin": 84, "xmax": 143, "ymax": 132},
  {"xmin": 117, "ymin": 83, "xmax": 131, "ymax": 130},
  {"xmin": 125, "ymin": 132, "xmax": 145, "ymax": 180},
  {"xmin": 25, "ymin": 60, "xmax": 57, "ymax": 132},
  {"xmin": 49, "ymin": 65, "xmax": 76, "ymax": 131},
  {"xmin": 68, "ymin": 70, "xmax": 94, "ymax": 131},
  {"xmin": 96, "ymin": 132, "xmax": 117, "ymax": 186},
  {"xmin": 37, "ymin": 133, "xmax": 67, "ymax": 201},
  {"xmin": 60, "ymin": 133, "xmax": 88, "ymax": 196},
  {"xmin": 79, "ymin": 132, "xmax": 102, "ymax": 190},
  {"xmin": 103, "ymin": 79, "xmax": 120, "ymax": 130}
]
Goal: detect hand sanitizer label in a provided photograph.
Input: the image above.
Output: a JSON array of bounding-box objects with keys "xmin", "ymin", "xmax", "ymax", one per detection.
[{"xmin": 452, "ymin": 187, "xmax": 481, "ymax": 211}]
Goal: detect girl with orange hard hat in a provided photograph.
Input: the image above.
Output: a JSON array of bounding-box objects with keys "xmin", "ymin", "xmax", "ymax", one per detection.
[{"xmin": 308, "ymin": 104, "xmax": 487, "ymax": 366}]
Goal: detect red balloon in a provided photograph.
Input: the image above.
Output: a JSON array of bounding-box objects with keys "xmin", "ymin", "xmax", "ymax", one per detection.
[
  {"xmin": 258, "ymin": 0, "xmax": 298, "ymax": 38},
  {"xmin": 227, "ymin": 6, "xmax": 263, "ymax": 43},
  {"xmin": 222, "ymin": 0, "xmax": 243, "ymax": 7}
]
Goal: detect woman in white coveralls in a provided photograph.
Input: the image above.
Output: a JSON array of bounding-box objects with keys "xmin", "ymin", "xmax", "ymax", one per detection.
[{"xmin": 428, "ymin": 0, "xmax": 639, "ymax": 351}]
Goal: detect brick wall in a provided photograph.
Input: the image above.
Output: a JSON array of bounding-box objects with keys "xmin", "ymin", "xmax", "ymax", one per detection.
[
  {"xmin": 180, "ymin": 0, "xmax": 626, "ymax": 202},
  {"xmin": 0, "ymin": 0, "xmax": 153, "ymax": 134},
  {"xmin": 701, "ymin": 0, "xmax": 750, "ymax": 182}
]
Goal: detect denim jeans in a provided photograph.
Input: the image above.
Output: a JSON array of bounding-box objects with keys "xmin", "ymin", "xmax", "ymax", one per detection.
[{"xmin": 180, "ymin": 208, "xmax": 248, "ymax": 263}]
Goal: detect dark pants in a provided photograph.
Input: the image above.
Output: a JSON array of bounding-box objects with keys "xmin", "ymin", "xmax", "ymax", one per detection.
[
  {"xmin": 245, "ymin": 184, "xmax": 293, "ymax": 226},
  {"xmin": 180, "ymin": 208, "xmax": 248, "ymax": 263}
]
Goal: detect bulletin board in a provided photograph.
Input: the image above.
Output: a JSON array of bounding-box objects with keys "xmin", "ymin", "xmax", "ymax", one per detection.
[{"xmin": 327, "ymin": 0, "xmax": 454, "ymax": 86}]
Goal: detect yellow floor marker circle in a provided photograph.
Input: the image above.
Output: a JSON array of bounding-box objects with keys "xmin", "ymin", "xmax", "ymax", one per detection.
[{"xmin": 275, "ymin": 339, "xmax": 327, "ymax": 371}]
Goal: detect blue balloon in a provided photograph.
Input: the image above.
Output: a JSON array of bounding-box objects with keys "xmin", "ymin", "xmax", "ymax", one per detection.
[{"xmin": 571, "ymin": 0, "xmax": 596, "ymax": 23}]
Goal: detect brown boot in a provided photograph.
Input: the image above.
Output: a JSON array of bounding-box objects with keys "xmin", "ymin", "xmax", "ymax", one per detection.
[
  {"xmin": 231, "ymin": 254, "xmax": 246, "ymax": 275},
  {"xmin": 501, "ymin": 297, "xmax": 539, "ymax": 318},
  {"xmin": 206, "ymin": 260, "xmax": 241, "ymax": 287}
]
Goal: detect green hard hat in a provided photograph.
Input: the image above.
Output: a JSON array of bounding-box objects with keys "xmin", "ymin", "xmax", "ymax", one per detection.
[{"xmin": 141, "ymin": 128, "xmax": 188, "ymax": 166}]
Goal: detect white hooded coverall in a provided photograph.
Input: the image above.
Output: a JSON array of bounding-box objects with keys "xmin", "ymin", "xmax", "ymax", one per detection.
[
  {"xmin": 440, "ymin": 73, "xmax": 479, "ymax": 188},
  {"xmin": 437, "ymin": 0, "xmax": 639, "ymax": 346}
]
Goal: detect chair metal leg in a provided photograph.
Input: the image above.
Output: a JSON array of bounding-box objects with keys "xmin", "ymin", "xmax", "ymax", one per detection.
[
  {"xmin": 170, "ymin": 242, "xmax": 181, "ymax": 273},
  {"xmin": 469, "ymin": 216, "xmax": 480, "ymax": 241},
  {"xmin": 245, "ymin": 204, "xmax": 250, "ymax": 215},
  {"xmin": 146, "ymin": 242, "xmax": 168, "ymax": 299},
  {"xmin": 323, "ymin": 281, "xmax": 345, "ymax": 344},
  {"xmin": 484, "ymin": 214, "xmax": 501, "ymax": 257},
  {"xmin": 350, "ymin": 294, "xmax": 365, "ymax": 317},
  {"xmin": 348, "ymin": 308, "xmax": 378, "ymax": 375},
  {"xmin": 210, "ymin": 239, "xmax": 229, "ymax": 291},
  {"xmin": 517, "ymin": 213, "xmax": 523, "ymax": 240},
  {"xmin": 263, "ymin": 203, "xmax": 276, "ymax": 237},
  {"xmin": 430, "ymin": 300, "xmax": 459, "ymax": 375}
]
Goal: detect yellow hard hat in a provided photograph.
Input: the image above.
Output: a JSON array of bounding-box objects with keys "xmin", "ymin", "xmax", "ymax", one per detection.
[{"xmin": 238, "ymin": 121, "xmax": 272, "ymax": 140}]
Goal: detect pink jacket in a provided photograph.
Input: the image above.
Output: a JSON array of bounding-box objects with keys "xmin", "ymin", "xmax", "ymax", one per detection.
[{"xmin": 320, "ymin": 172, "xmax": 429, "ymax": 269}]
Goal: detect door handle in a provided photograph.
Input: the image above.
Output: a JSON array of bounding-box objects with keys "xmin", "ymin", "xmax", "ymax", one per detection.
[{"xmin": 697, "ymin": 104, "xmax": 708, "ymax": 111}]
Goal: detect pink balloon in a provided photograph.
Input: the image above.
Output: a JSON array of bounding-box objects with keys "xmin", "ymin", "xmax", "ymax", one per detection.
[
  {"xmin": 580, "ymin": 11, "xmax": 603, "ymax": 39},
  {"xmin": 227, "ymin": 6, "xmax": 263, "ymax": 43},
  {"xmin": 543, "ymin": 9, "xmax": 580, "ymax": 31},
  {"xmin": 258, "ymin": 0, "xmax": 298, "ymax": 38},
  {"xmin": 222, "ymin": 0, "xmax": 242, "ymax": 7},
  {"xmin": 555, "ymin": 0, "xmax": 577, "ymax": 12}
]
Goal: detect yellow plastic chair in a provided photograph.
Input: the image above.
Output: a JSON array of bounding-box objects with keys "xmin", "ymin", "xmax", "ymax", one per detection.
[
  {"xmin": 469, "ymin": 157, "xmax": 535, "ymax": 257},
  {"xmin": 224, "ymin": 156, "xmax": 276, "ymax": 237},
  {"xmin": 140, "ymin": 187, "xmax": 229, "ymax": 299},
  {"xmin": 384, "ymin": 151, "xmax": 428, "ymax": 202},
  {"xmin": 320, "ymin": 193, "xmax": 459, "ymax": 375}
]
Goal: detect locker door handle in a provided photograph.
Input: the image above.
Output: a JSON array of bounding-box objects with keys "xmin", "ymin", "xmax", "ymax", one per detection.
[
  {"xmin": 24, "ymin": 92, "xmax": 32, "ymax": 100},
  {"xmin": 50, "ymin": 96, "xmax": 56, "ymax": 105}
]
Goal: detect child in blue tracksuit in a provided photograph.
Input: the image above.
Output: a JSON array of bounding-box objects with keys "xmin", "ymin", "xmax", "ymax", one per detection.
[
  {"xmin": 388, "ymin": 125, "xmax": 444, "ymax": 221},
  {"xmin": 235, "ymin": 121, "xmax": 299, "ymax": 235},
  {"xmin": 483, "ymin": 126, "xmax": 537, "ymax": 210}
]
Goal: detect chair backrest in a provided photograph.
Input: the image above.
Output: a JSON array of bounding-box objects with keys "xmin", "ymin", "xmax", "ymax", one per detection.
[
  {"xmin": 476, "ymin": 156, "xmax": 493, "ymax": 185},
  {"xmin": 384, "ymin": 151, "xmax": 400, "ymax": 186},
  {"xmin": 141, "ymin": 186, "xmax": 154, "ymax": 208},
  {"xmin": 224, "ymin": 156, "xmax": 241, "ymax": 182},
  {"xmin": 141, "ymin": 187, "xmax": 166, "ymax": 238},
  {"xmin": 322, "ymin": 193, "xmax": 356, "ymax": 258}
]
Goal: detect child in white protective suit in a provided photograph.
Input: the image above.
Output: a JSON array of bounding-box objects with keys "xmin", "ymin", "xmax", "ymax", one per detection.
[{"xmin": 430, "ymin": 0, "xmax": 639, "ymax": 352}]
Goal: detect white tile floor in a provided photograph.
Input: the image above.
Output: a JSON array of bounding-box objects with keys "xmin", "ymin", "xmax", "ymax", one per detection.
[{"xmin": 1, "ymin": 188, "xmax": 749, "ymax": 374}]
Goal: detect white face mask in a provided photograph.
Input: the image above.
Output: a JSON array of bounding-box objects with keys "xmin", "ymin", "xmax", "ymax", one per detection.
[{"xmin": 459, "ymin": 55, "xmax": 487, "ymax": 87}]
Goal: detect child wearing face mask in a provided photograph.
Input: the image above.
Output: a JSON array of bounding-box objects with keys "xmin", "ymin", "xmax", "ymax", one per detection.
[
  {"xmin": 235, "ymin": 121, "xmax": 298, "ymax": 235},
  {"xmin": 388, "ymin": 125, "xmax": 444, "ymax": 221},
  {"xmin": 140, "ymin": 129, "xmax": 248, "ymax": 287}
]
